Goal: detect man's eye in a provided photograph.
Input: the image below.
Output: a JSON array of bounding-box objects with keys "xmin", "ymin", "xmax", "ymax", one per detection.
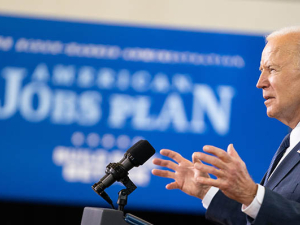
[{"xmin": 269, "ymin": 68, "xmax": 275, "ymax": 72}]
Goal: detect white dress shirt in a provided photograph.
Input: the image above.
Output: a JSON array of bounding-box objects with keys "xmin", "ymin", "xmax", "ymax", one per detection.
[{"xmin": 202, "ymin": 122, "xmax": 300, "ymax": 219}]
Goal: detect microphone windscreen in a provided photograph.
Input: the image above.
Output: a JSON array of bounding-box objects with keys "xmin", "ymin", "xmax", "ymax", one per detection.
[{"xmin": 126, "ymin": 140, "xmax": 156, "ymax": 166}]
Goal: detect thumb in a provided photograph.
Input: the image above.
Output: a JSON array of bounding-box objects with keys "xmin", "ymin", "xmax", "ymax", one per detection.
[
  {"xmin": 227, "ymin": 144, "xmax": 240, "ymax": 158},
  {"xmin": 166, "ymin": 182, "xmax": 180, "ymax": 190}
]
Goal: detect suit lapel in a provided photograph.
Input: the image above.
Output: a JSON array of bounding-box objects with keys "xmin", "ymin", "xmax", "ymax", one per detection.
[
  {"xmin": 260, "ymin": 172, "xmax": 267, "ymax": 185},
  {"xmin": 265, "ymin": 141, "xmax": 300, "ymax": 189}
]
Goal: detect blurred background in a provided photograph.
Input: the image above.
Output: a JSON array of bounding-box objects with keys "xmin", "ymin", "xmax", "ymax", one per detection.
[{"xmin": 0, "ymin": 0, "xmax": 299, "ymax": 224}]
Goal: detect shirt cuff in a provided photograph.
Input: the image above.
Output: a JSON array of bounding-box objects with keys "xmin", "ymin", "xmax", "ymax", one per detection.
[
  {"xmin": 202, "ymin": 186, "xmax": 219, "ymax": 209},
  {"xmin": 241, "ymin": 184, "xmax": 265, "ymax": 219}
]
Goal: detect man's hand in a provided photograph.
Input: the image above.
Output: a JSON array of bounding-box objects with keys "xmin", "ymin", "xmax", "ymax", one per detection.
[
  {"xmin": 152, "ymin": 149, "xmax": 211, "ymax": 200},
  {"xmin": 193, "ymin": 144, "xmax": 257, "ymax": 206}
]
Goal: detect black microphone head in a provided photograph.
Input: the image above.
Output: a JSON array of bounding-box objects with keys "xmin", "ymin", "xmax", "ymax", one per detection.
[{"xmin": 125, "ymin": 140, "xmax": 155, "ymax": 166}]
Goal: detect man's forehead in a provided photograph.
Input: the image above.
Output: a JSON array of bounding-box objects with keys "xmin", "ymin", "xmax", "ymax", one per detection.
[
  {"xmin": 260, "ymin": 46, "xmax": 280, "ymax": 66},
  {"xmin": 260, "ymin": 39, "xmax": 296, "ymax": 65},
  {"xmin": 265, "ymin": 35, "xmax": 299, "ymax": 55}
]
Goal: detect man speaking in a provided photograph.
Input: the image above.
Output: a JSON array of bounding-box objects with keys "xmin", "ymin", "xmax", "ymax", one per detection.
[{"xmin": 152, "ymin": 27, "xmax": 300, "ymax": 224}]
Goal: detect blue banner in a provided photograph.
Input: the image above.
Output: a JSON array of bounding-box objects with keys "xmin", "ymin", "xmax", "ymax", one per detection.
[{"xmin": 0, "ymin": 15, "xmax": 287, "ymax": 213}]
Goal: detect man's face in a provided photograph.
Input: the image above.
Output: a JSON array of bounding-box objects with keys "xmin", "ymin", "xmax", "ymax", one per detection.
[{"xmin": 257, "ymin": 35, "xmax": 300, "ymax": 128}]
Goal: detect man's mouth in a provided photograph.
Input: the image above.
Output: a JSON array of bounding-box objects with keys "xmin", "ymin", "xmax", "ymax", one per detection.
[{"xmin": 264, "ymin": 96, "xmax": 274, "ymax": 104}]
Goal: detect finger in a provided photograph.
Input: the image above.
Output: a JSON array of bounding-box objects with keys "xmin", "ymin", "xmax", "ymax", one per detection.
[
  {"xmin": 194, "ymin": 162, "xmax": 223, "ymax": 177},
  {"xmin": 203, "ymin": 145, "xmax": 231, "ymax": 163},
  {"xmin": 160, "ymin": 149, "xmax": 185, "ymax": 164},
  {"xmin": 152, "ymin": 169, "xmax": 175, "ymax": 179},
  {"xmin": 166, "ymin": 182, "xmax": 180, "ymax": 190},
  {"xmin": 196, "ymin": 176, "xmax": 220, "ymax": 187},
  {"xmin": 227, "ymin": 144, "xmax": 240, "ymax": 159},
  {"xmin": 152, "ymin": 158, "xmax": 178, "ymax": 171},
  {"xmin": 193, "ymin": 152, "xmax": 225, "ymax": 169},
  {"xmin": 192, "ymin": 152, "xmax": 204, "ymax": 164}
]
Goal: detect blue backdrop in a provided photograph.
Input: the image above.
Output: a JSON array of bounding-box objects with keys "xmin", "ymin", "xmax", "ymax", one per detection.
[{"xmin": 0, "ymin": 15, "xmax": 288, "ymax": 214}]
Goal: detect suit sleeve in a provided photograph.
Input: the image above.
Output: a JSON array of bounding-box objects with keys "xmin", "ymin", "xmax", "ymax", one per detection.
[
  {"xmin": 248, "ymin": 187, "xmax": 300, "ymax": 225},
  {"xmin": 206, "ymin": 188, "xmax": 300, "ymax": 225},
  {"xmin": 205, "ymin": 190, "xmax": 246, "ymax": 225}
]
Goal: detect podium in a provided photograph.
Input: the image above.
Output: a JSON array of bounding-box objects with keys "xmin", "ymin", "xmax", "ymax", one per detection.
[{"xmin": 81, "ymin": 207, "xmax": 153, "ymax": 225}]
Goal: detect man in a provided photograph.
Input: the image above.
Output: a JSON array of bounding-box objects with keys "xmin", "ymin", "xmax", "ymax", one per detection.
[{"xmin": 152, "ymin": 27, "xmax": 300, "ymax": 224}]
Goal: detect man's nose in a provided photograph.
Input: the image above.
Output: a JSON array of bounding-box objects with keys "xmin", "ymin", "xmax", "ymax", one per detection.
[{"xmin": 256, "ymin": 71, "xmax": 269, "ymax": 89}]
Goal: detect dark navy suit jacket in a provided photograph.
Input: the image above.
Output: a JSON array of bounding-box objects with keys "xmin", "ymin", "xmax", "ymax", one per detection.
[{"xmin": 205, "ymin": 141, "xmax": 300, "ymax": 225}]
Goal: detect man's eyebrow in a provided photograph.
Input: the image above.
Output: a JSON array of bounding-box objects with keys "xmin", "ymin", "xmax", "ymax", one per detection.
[
  {"xmin": 259, "ymin": 62, "xmax": 268, "ymax": 71},
  {"xmin": 259, "ymin": 63, "xmax": 279, "ymax": 71}
]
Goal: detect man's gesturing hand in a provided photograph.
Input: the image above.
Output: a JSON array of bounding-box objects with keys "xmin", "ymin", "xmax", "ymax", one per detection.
[
  {"xmin": 152, "ymin": 149, "xmax": 211, "ymax": 200},
  {"xmin": 194, "ymin": 144, "xmax": 257, "ymax": 206}
]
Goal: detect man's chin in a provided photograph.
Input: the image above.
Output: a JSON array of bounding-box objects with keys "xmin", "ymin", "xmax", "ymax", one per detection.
[{"xmin": 266, "ymin": 108, "xmax": 276, "ymax": 118}]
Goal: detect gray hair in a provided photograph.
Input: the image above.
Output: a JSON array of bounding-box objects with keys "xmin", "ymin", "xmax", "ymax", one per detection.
[
  {"xmin": 267, "ymin": 26, "xmax": 300, "ymax": 41},
  {"xmin": 266, "ymin": 26, "xmax": 300, "ymax": 67}
]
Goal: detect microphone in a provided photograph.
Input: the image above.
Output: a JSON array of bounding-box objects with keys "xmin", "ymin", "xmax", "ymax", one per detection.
[{"xmin": 92, "ymin": 140, "xmax": 156, "ymax": 197}]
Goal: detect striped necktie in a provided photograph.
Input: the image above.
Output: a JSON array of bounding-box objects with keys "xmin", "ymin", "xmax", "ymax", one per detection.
[{"xmin": 265, "ymin": 133, "xmax": 290, "ymax": 182}]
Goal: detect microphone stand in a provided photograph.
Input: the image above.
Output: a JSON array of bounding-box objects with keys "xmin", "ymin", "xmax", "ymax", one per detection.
[
  {"xmin": 117, "ymin": 175, "xmax": 136, "ymax": 212},
  {"xmin": 82, "ymin": 164, "xmax": 152, "ymax": 225}
]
